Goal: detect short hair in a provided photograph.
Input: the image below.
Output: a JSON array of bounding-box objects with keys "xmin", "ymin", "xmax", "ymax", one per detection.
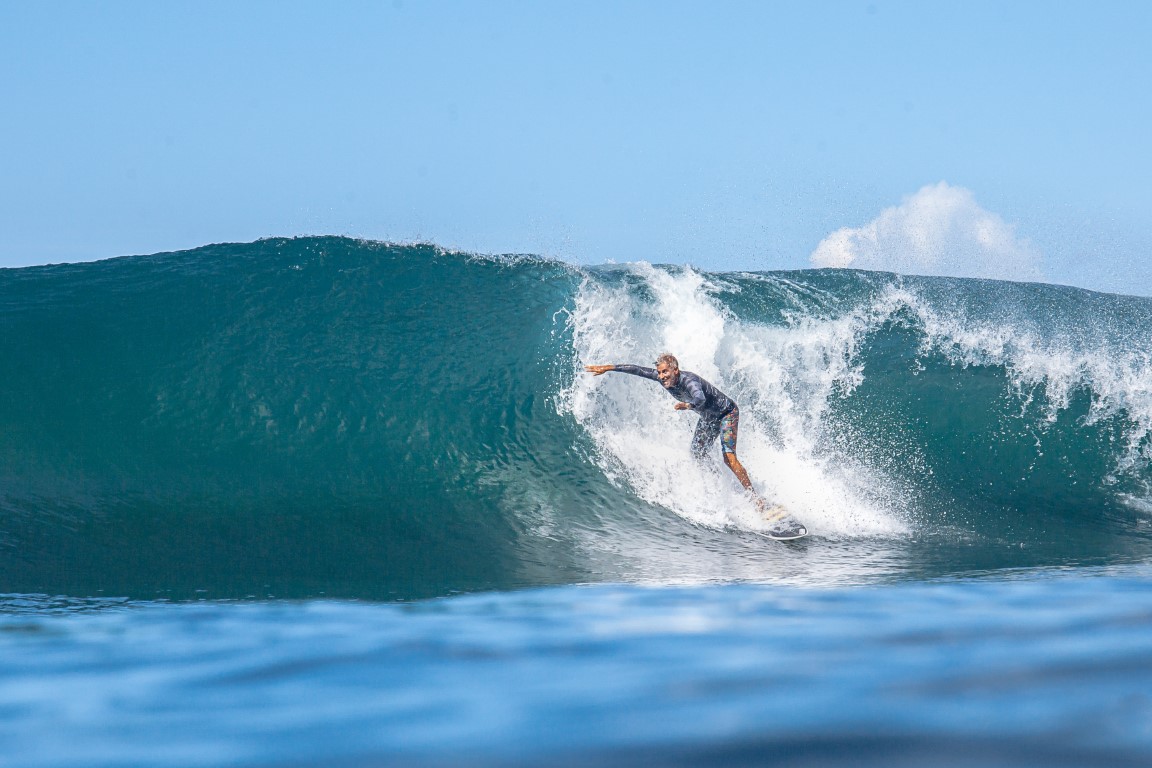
[{"xmin": 655, "ymin": 353, "xmax": 679, "ymax": 369}]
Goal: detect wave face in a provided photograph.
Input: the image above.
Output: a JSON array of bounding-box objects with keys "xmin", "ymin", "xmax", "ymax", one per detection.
[{"xmin": 4, "ymin": 237, "xmax": 1152, "ymax": 599}]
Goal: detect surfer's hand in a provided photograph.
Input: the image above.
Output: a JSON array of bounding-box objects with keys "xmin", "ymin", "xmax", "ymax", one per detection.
[
  {"xmin": 674, "ymin": 402, "xmax": 692, "ymax": 410},
  {"xmin": 585, "ymin": 365, "xmax": 613, "ymax": 376}
]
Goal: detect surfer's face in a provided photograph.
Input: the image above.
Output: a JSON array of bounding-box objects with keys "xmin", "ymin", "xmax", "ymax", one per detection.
[{"xmin": 656, "ymin": 362, "xmax": 679, "ymax": 388}]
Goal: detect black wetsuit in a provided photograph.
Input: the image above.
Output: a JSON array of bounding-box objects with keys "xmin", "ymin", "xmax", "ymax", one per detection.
[{"xmin": 612, "ymin": 365, "xmax": 740, "ymax": 458}]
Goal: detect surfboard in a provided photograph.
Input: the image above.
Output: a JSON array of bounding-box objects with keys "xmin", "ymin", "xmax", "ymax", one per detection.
[{"xmin": 759, "ymin": 504, "xmax": 808, "ymax": 541}]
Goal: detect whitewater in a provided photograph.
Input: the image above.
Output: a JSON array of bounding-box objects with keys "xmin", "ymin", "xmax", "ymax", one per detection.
[{"xmin": 3, "ymin": 237, "xmax": 1152, "ymax": 766}]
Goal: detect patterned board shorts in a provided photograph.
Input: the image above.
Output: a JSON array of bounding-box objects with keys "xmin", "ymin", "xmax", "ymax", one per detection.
[{"xmin": 690, "ymin": 407, "xmax": 740, "ymax": 458}]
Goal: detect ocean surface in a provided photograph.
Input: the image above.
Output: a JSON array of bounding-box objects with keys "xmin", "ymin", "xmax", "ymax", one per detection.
[{"xmin": 3, "ymin": 237, "xmax": 1152, "ymax": 765}]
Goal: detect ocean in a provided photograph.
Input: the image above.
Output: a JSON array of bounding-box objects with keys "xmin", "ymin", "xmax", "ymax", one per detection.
[{"xmin": 3, "ymin": 236, "xmax": 1152, "ymax": 766}]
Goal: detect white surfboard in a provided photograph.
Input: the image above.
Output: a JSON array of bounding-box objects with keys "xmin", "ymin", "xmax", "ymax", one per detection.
[{"xmin": 760, "ymin": 504, "xmax": 808, "ymax": 541}]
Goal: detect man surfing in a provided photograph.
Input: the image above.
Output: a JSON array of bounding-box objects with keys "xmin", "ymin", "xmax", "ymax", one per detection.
[
  {"xmin": 585, "ymin": 354, "xmax": 807, "ymax": 539},
  {"xmin": 585, "ymin": 353, "xmax": 765, "ymax": 507}
]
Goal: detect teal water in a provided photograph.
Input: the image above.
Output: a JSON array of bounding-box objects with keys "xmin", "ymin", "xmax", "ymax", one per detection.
[
  {"xmin": 3, "ymin": 237, "xmax": 1152, "ymax": 598},
  {"xmin": 4, "ymin": 237, "xmax": 1152, "ymax": 764}
]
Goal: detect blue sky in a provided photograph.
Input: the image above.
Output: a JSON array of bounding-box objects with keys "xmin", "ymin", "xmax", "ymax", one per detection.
[{"xmin": 2, "ymin": 1, "xmax": 1149, "ymax": 293}]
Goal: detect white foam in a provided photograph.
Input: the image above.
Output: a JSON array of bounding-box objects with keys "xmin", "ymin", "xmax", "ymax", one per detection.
[
  {"xmin": 563, "ymin": 265, "xmax": 1152, "ymax": 541},
  {"xmin": 898, "ymin": 287, "xmax": 1152, "ymax": 483},
  {"xmin": 561, "ymin": 264, "xmax": 908, "ymax": 539}
]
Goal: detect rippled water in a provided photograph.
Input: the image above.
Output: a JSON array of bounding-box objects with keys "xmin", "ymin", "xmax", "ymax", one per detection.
[{"xmin": 4, "ymin": 567, "xmax": 1152, "ymax": 767}]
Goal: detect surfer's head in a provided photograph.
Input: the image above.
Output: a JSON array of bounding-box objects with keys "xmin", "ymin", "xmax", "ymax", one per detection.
[{"xmin": 655, "ymin": 353, "xmax": 680, "ymax": 388}]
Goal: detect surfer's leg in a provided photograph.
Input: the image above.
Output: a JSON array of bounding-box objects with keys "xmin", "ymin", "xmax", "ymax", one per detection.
[
  {"xmin": 723, "ymin": 452, "xmax": 755, "ymax": 492},
  {"xmin": 690, "ymin": 417, "xmax": 721, "ymax": 462},
  {"xmin": 718, "ymin": 408, "xmax": 756, "ymax": 494}
]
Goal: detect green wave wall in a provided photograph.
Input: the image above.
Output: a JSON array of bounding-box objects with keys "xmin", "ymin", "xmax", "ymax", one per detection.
[{"xmin": 4, "ymin": 237, "xmax": 1152, "ymax": 598}]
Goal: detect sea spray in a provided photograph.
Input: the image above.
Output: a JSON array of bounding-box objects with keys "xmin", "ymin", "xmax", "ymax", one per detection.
[{"xmin": 561, "ymin": 263, "xmax": 907, "ymax": 538}]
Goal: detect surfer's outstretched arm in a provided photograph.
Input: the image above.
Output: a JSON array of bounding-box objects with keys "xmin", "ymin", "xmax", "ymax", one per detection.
[{"xmin": 585, "ymin": 364, "xmax": 661, "ymax": 381}]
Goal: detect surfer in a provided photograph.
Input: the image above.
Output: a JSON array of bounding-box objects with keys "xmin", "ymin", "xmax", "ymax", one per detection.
[{"xmin": 585, "ymin": 354, "xmax": 766, "ymax": 506}]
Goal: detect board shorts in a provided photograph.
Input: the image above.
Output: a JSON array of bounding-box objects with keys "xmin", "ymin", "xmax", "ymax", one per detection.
[{"xmin": 690, "ymin": 407, "xmax": 740, "ymax": 459}]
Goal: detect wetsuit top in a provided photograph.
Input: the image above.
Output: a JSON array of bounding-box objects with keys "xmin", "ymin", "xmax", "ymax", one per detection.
[{"xmin": 612, "ymin": 365, "xmax": 736, "ymax": 421}]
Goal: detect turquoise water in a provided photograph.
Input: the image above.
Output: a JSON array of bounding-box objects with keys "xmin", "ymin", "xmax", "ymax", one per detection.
[{"xmin": 3, "ymin": 237, "xmax": 1152, "ymax": 764}]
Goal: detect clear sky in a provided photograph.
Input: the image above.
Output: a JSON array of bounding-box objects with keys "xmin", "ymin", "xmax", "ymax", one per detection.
[{"xmin": 2, "ymin": 1, "xmax": 1149, "ymax": 293}]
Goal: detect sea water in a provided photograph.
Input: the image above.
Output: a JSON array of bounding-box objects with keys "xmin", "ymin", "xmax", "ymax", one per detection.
[{"xmin": 3, "ymin": 238, "xmax": 1152, "ymax": 765}]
